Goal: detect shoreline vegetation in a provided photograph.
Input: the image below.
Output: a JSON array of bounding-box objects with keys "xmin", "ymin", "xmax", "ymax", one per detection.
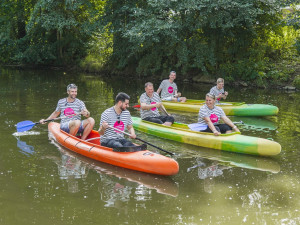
[{"xmin": 0, "ymin": 1, "xmax": 299, "ymax": 89}]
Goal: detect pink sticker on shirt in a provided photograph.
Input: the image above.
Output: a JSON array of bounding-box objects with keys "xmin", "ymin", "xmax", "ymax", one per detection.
[
  {"xmin": 168, "ymin": 86, "xmax": 174, "ymax": 94},
  {"xmin": 114, "ymin": 120, "xmax": 124, "ymax": 133},
  {"xmin": 64, "ymin": 108, "xmax": 75, "ymax": 116},
  {"xmin": 151, "ymin": 102, "xmax": 157, "ymax": 111},
  {"xmin": 210, "ymin": 114, "xmax": 219, "ymax": 123}
]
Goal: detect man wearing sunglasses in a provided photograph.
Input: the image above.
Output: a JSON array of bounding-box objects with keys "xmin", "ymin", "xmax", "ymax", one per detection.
[
  {"xmin": 40, "ymin": 83, "xmax": 95, "ymax": 140},
  {"xmin": 98, "ymin": 92, "xmax": 136, "ymax": 148}
]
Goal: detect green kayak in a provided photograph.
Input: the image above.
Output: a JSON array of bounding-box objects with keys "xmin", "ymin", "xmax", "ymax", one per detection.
[
  {"xmin": 132, "ymin": 117, "xmax": 281, "ymax": 156},
  {"xmin": 162, "ymin": 99, "xmax": 279, "ymax": 116}
]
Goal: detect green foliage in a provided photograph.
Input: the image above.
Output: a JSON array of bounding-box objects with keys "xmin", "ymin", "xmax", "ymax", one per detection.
[
  {"xmin": 293, "ymin": 75, "xmax": 300, "ymax": 89},
  {"xmin": 102, "ymin": 0, "xmax": 291, "ymax": 82},
  {"xmin": 0, "ymin": 0, "xmax": 104, "ymax": 65},
  {"xmin": 0, "ymin": 0, "xmax": 298, "ymax": 87},
  {"xmin": 80, "ymin": 28, "xmax": 113, "ymax": 72}
]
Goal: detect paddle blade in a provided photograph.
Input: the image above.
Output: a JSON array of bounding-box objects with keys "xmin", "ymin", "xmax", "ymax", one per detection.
[{"xmin": 16, "ymin": 120, "xmax": 36, "ymax": 132}]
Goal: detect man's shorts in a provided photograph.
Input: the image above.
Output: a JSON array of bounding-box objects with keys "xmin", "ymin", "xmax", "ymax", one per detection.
[
  {"xmin": 162, "ymin": 96, "xmax": 180, "ymax": 102},
  {"xmin": 162, "ymin": 96, "xmax": 173, "ymax": 101},
  {"xmin": 60, "ymin": 120, "xmax": 84, "ymax": 133}
]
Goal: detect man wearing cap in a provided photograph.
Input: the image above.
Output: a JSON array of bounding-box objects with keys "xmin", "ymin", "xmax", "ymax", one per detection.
[
  {"xmin": 157, "ymin": 71, "xmax": 187, "ymax": 102},
  {"xmin": 40, "ymin": 84, "xmax": 95, "ymax": 140}
]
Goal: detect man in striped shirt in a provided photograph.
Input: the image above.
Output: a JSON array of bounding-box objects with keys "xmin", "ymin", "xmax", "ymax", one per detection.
[
  {"xmin": 157, "ymin": 71, "xmax": 186, "ymax": 102},
  {"xmin": 98, "ymin": 92, "xmax": 136, "ymax": 148},
  {"xmin": 140, "ymin": 82, "xmax": 174, "ymax": 126},
  {"xmin": 209, "ymin": 78, "xmax": 228, "ymax": 103},
  {"xmin": 40, "ymin": 84, "xmax": 95, "ymax": 140}
]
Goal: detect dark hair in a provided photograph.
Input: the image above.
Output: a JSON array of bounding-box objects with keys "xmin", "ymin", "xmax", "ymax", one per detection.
[{"xmin": 115, "ymin": 92, "xmax": 130, "ymax": 104}]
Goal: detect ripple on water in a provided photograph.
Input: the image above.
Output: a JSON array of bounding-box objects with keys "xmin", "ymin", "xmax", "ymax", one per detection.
[{"xmin": 12, "ymin": 131, "xmax": 41, "ymax": 136}]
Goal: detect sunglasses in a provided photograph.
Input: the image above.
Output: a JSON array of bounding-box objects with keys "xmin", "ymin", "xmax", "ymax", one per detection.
[{"xmin": 67, "ymin": 83, "xmax": 77, "ymax": 91}]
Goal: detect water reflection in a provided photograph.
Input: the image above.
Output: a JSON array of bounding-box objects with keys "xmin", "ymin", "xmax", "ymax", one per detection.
[
  {"xmin": 98, "ymin": 174, "xmax": 133, "ymax": 208},
  {"xmin": 187, "ymin": 158, "xmax": 230, "ymax": 179},
  {"xmin": 4, "ymin": 68, "xmax": 300, "ymax": 224},
  {"xmin": 49, "ymin": 140, "xmax": 179, "ymax": 198},
  {"xmin": 16, "ymin": 137, "xmax": 35, "ymax": 156},
  {"xmin": 231, "ymin": 116, "xmax": 278, "ymax": 131},
  {"xmin": 177, "ymin": 142, "xmax": 281, "ymax": 174}
]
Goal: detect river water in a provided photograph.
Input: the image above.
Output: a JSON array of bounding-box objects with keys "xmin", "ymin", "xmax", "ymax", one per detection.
[{"xmin": 0, "ymin": 68, "xmax": 299, "ymax": 225}]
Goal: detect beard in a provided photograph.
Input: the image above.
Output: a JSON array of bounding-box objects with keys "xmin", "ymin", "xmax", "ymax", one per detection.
[{"xmin": 69, "ymin": 94, "xmax": 76, "ymax": 99}]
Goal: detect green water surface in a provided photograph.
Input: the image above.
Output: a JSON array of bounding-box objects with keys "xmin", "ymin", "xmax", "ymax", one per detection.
[{"xmin": 0, "ymin": 68, "xmax": 299, "ymax": 225}]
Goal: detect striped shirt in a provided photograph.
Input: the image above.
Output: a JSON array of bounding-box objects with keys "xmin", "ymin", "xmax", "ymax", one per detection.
[
  {"xmin": 198, "ymin": 104, "xmax": 225, "ymax": 125},
  {"xmin": 159, "ymin": 79, "xmax": 178, "ymax": 99},
  {"xmin": 209, "ymin": 86, "xmax": 224, "ymax": 102},
  {"xmin": 55, "ymin": 98, "xmax": 86, "ymax": 123},
  {"xmin": 100, "ymin": 107, "xmax": 133, "ymax": 142},
  {"xmin": 140, "ymin": 92, "xmax": 161, "ymax": 119}
]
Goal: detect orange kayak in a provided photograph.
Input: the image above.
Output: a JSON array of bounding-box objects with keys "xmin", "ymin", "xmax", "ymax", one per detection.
[{"xmin": 48, "ymin": 122, "xmax": 179, "ymax": 176}]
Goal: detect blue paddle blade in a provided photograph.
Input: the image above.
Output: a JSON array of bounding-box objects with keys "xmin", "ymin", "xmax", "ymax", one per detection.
[
  {"xmin": 16, "ymin": 120, "xmax": 36, "ymax": 132},
  {"xmin": 188, "ymin": 123, "xmax": 208, "ymax": 131}
]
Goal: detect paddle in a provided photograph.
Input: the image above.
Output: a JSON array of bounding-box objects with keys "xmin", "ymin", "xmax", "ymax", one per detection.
[
  {"xmin": 188, "ymin": 121, "xmax": 244, "ymax": 131},
  {"xmin": 16, "ymin": 108, "xmax": 76, "ymax": 132},
  {"xmin": 107, "ymin": 125, "xmax": 175, "ymax": 155}
]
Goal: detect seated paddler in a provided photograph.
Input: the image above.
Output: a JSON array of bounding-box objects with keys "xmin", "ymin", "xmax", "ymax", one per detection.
[
  {"xmin": 140, "ymin": 82, "xmax": 175, "ymax": 126},
  {"xmin": 98, "ymin": 92, "xmax": 137, "ymax": 148},
  {"xmin": 197, "ymin": 93, "xmax": 240, "ymax": 136},
  {"xmin": 39, "ymin": 83, "xmax": 95, "ymax": 140}
]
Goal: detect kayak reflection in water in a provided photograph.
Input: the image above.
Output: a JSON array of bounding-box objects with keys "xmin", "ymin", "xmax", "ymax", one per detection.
[
  {"xmin": 44, "ymin": 152, "xmax": 88, "ymax": 193},
  {"xmin": 197, "ymin": 93, "xmax": 240, "ymax": 136},
  {"xmin": 187, "ymin": 158, "xmax": 230, "ymax": 180},
  {"xmin": 188, "ymin": 158, "xmax": 231, "ymax": 194},
  {"xmin": 98, "ymin": 174, "xmax": 133, "ymax": 209}
]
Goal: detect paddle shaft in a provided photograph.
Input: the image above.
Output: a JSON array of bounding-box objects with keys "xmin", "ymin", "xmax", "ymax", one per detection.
[
  {"xmin": 107, "ymin": 125, "xmax": 174, "ymax": 155},
  {"xmin": 159, "ymin": 105, "xmax": 169, "ymax": 116}
]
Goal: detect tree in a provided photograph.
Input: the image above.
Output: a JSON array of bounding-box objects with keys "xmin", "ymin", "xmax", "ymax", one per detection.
[
  {"xmin": 0, "ymin": 0, "xmax": 104, "ymax": 65},
  {"xmin": 103, "ymin": 0, "xmax": 286, "ymax": 81}
]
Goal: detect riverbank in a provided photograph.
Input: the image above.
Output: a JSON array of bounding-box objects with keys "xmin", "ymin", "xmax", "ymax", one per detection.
[
  {"xmin": 2, "ymin": 53, "xmax": 300, "ymax": 90},
  {"xmin": 75, "ymin": 53, "xmax": 300, "ymax": 90}
]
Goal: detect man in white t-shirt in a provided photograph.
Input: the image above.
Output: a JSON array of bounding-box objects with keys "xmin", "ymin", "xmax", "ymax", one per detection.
[
  {"xmin": 40, "ymin": 84, "xmax": 95, "ymax": 140},
  {"xmin": 157, "ymin": 71, "xmax": 187, "ymax": 102},
  {"xmin": 140, "ymin": 82, "xmax": 174, "ymax": 126},
  {"xmin": 209, "ymin": 78, "xmax": 228, "ymax": 103},
  {"xmin": 98, "ymin": 92, "xmax": 136, "ymax": 148}
]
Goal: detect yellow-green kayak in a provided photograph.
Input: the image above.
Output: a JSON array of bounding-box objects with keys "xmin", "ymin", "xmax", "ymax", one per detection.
[
  {"xmin": 162, "ymin": 99, "xmax": 279, "ymax": 116},
  {"xmin": 132, "ymin": 117, "xmax": 281, "ymax": 156}
]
